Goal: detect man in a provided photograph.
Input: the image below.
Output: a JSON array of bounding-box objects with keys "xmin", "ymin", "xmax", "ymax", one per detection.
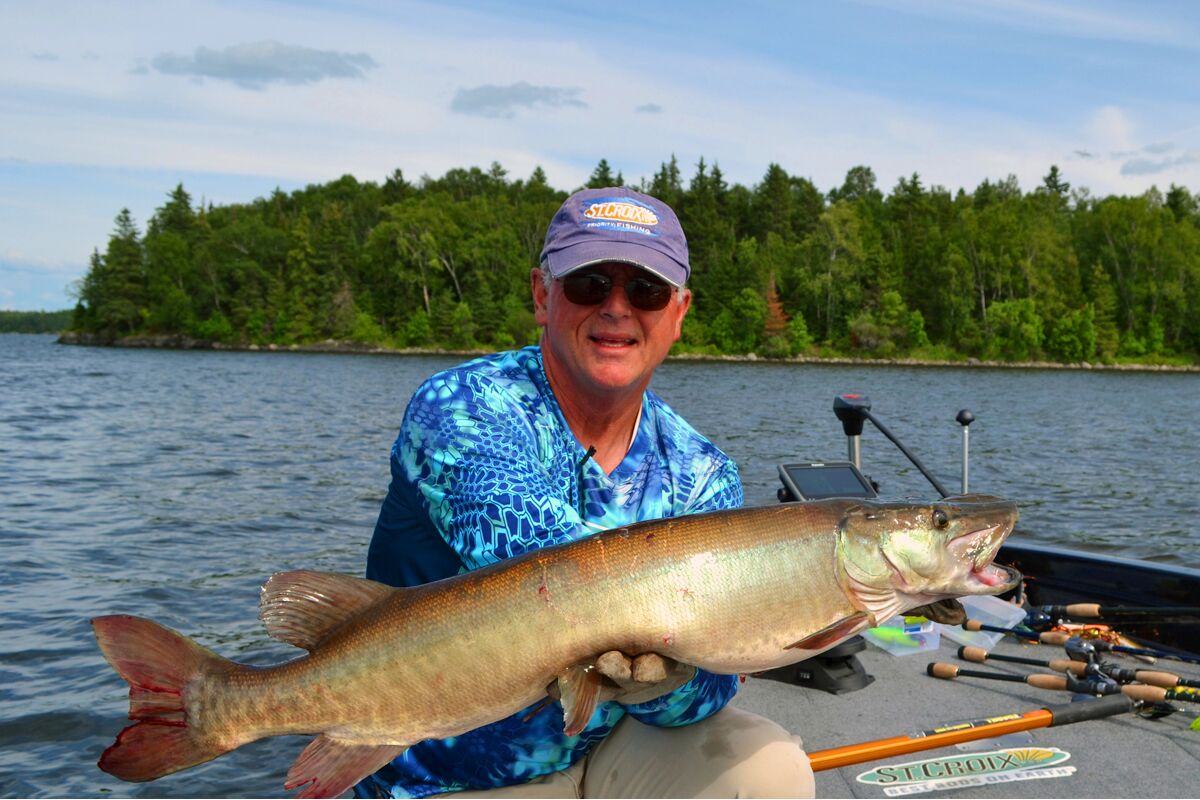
[{"xmin": 357, "ymin": 187, "xmax": 814, "ymax": 798}]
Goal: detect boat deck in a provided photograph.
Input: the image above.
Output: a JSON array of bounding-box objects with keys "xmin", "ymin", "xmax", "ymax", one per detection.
[{"xmin": 733, "ymin": 632, "xmax": 1200, "ymax": 798}]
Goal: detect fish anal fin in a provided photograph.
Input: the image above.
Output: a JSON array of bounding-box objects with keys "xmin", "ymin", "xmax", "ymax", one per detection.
[
  {"xmin": 260, "ymin": 571, "xmax": 393, "ymax": 651},
  {"xmin": 786, "ymin": 612, "xmax": 871, "ymax": 652},
  {"xmin": 284, "ymin": 735, "xmax": 406, "ymax": 799},
  {"xmin": 557, "ymin": 663, "xmax": 613, "ymax": 737}
]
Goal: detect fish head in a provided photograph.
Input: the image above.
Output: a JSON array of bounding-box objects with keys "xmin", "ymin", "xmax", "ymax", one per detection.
[{"xmin": 837, "ymin": 494, "xmax": 1021, "ymax": 621}]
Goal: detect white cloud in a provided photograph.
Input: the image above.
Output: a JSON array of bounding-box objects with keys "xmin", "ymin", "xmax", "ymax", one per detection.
[
  {"xmin": 1121, "ymin": 152, "xmax": 1199, "ymax": 176},
  {"xmin": 149, "ymin": 41, "xmax": 377, "ymax": 90},
  {"xmin": 1, "ymin": 0, "xmax": 1199, "ymax": 312},
  {"xmin": 450, "ymin": 82, "xmax": 587, "ymax": 118}
]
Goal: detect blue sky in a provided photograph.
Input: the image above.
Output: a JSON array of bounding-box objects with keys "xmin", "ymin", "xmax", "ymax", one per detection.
[{"xmin": 3, "ymin": 0, "xmax": 1198, "ymax": 310}]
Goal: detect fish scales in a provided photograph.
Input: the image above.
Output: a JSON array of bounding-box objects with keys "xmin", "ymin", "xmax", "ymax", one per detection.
[
  {"xmin": 92, "ymin": 494, "xmax": 1020, "ymax": 796},
  {"xmin": 199, "ymin": 504, "xmax": 852, "ymax": 748}
]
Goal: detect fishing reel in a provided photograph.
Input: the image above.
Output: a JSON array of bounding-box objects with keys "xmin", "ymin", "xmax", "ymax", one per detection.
[{"xmin": 1063, "ymin": 670, "xmax": 1121, "ymax": 696}]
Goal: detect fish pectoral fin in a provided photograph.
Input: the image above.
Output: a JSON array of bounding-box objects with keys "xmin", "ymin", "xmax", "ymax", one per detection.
[
  {"xmin": 260, "ymin": 570, "xmax": 393, "ymax": 651},
  {"xmin": 786, "ymin": 612, "xmax": 871, "ymax": 652},
  {"xmin": 556, "ymin": 663, "xmax": 614, "ymax": 737},
  {"xmin": 844, "ymin": 573, "xmax": 904, "ymax": 623},
  {"xmin": 283, "ymin": 735, "xmax": 406, "ymax": 799}
]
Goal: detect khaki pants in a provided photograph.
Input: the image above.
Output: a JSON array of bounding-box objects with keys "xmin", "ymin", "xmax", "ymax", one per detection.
[{"xmin": 447, "ymin": 706, "xmax": 815, "ymax": 799}]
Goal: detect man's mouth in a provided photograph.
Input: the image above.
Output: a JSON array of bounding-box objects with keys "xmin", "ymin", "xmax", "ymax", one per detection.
[{"xmin": 589, "ymin": 334, "xmax": 638, "ymax": 348}]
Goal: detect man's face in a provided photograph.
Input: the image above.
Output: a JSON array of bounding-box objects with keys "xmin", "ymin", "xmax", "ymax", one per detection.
[{"xmin": 532, "ymin": 262, "xmax": 692, "ymax": 399}]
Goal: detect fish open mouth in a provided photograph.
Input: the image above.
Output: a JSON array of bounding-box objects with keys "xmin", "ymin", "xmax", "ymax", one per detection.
[
  {"xmin": 971, "ymin": 562, "xmax": 1018, "ymax": 588},
  {"xmin": 950, "ymin": 522, "xmax": 1020, "ymax": 592}
]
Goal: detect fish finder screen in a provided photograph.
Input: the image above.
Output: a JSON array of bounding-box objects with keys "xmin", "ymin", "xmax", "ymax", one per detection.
[{"xmin": 780, "ymin": 463, "xmax": 876, "ymax": 500}]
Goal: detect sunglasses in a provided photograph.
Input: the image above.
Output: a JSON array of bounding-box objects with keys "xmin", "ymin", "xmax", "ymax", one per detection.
[{"xmin": 560, "ymin": 271, "xmax": 676, "ymax": 311}]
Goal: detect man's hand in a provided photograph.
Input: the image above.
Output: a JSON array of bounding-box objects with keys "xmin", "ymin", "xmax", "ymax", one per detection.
[
  {"xmin": 907, "ymin": 598, "xmax": 967, "ymax": 625},
  {"xmin": 594, "ymin": 650, "xmax": 696, "ymax": 705}
]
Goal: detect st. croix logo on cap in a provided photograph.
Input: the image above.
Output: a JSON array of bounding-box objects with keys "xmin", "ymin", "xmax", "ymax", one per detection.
[{"xmin": 581, "ymin": 197, "xmax": 660, "ymax": 236}]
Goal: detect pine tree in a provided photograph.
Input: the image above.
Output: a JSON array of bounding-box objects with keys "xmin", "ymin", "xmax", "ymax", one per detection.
[{"xmin": 586, "ymin": 159, "xmax": 616, "ymax": 188}]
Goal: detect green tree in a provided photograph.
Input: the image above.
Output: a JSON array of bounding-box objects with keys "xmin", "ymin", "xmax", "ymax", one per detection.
[
  {"xmin": 586, "ymin": 159, "xmax": 618, "ymax": 188},
  {"xmin": 84, "ymin": 209, "xmax": 147, "ymax": 334},
  {"xmin": 986, "ymin": 298, "xmax": 1043, "ymax": 360},
  {"xmin": 1045, "ymin": 304, "xmax": 1096, "ymax": 362}
]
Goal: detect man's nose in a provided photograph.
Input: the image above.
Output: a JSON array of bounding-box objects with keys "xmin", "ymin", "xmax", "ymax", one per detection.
[{"xmin": 598, "ymin": 280, "xmax": 633, "ymax": 316}]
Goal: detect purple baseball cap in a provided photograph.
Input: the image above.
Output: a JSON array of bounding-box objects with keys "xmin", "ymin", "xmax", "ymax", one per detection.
[{"xmin": 540, "ymin": 187, "xmax": 690, "ymax": 286}]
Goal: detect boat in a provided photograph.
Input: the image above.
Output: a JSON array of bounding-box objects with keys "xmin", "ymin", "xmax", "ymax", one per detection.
[{"xmin": 733, "ymin": 394, "xmax": 1200, "ymax": 798}]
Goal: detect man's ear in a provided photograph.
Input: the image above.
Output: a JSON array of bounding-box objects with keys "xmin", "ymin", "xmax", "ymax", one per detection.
[
  {"xmin": 531, "ymin": 268, "xmax": 549, "ymax": 324},
  {"xmin": 671, "ymin": 288, "xmax": 692, "ymax": 341}
]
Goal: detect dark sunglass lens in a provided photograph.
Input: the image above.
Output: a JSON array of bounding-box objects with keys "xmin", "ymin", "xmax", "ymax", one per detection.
[
  {"xmin": 627, "ymin": 278, "xmax": 673, "ymax": 311},
  {"xmin": 562, "ymin": 273, "xmax": 612, "ymax": 305}
]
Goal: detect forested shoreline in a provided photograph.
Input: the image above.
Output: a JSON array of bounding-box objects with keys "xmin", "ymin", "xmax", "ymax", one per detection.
[
  {"xmin": 66, "ymin": 158, "xmax": 1200, "ymax": 365},
  {"xmin": 0, "ymin": 310, "xmax": 72, "ymax": 334}
]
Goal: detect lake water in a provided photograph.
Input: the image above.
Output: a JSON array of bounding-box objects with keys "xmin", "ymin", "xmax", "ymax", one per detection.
[{"xmin": 1, "ymin": 334, "xmax": 1197, "ymax": 797}]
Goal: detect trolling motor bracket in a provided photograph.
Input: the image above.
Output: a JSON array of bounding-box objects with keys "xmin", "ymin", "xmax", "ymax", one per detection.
[{"xmin": 833, "ymin": 394, "xmax": 871, "ymax": 470}]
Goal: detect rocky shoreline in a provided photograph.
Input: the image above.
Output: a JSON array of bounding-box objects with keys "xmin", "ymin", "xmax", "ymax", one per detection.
[{"xmin": 55, "ymin": 331, "xmax": 1200, "ymax": 373}]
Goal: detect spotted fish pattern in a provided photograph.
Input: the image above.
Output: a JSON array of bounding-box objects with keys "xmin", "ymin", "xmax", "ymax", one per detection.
[{"xmin": 357, "ymin": 346, "xmax": 743, "ymax": 798}]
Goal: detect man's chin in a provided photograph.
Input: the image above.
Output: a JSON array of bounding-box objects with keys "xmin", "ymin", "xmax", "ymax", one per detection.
[{"xmin": 581, "ymin": 358, "xmax": 650, "ymax": 393}]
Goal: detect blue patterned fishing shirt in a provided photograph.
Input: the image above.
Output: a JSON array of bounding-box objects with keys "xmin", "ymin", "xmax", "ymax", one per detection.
[{"xmin": 355, "ymin": 346, "xmax": 743, "ymax": 798}]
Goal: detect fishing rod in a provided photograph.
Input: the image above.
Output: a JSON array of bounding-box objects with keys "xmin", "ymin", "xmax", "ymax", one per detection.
[
  {"xmin": 925, "ymin": 663, "xmax": 1200, "ymax": 704},
  {"xmin": 962, "ymin": 619, "xmax": 1070, "ymax": 644},
  {"xmin": 1062, "ymin": 634, "xmax": 1200, "ymax": 666},
  {"xmin": 962, "ymin": 620, "xmax": 1200, "ymax": 666},
  {"xmin": 1036, "ymin": 604, "xmax": 1200, "ymax": 620},
  {"xmin": 957, "ymin": 645, "xmax": 1200, "ymax": 690},
  {"xmin": 1021, "ymin": 608, "xmax": 1200, "ymax": 635},
  {"xmin": 807, "ymin": 694, "xmax": 1134, "ymax": 772}
]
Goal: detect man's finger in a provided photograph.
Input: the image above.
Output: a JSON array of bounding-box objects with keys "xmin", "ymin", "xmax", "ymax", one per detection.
[
  {"xmin": 631, "ymin": 653, "xmax": 669, "ymax": 684},
  {"xmin": 595, "ymin": 651, "xmax": 634, "ymax": 686}
]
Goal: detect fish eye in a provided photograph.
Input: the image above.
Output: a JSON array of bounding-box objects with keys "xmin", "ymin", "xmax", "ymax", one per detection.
[{"xmin": 932, "ymin": 509, "xmax": 949, "ymax": 529}]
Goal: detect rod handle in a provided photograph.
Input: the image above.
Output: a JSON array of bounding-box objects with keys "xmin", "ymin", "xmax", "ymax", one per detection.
[
  {"xmin": 1134, "ymin": 670, "xmax": 1183, "ymax": 689},
  {"xmin": 1121, "ymin": 684, "xmax": 1168, "ymax": 703},
  {"xmin": 928, "ymin": 663, "xmax": 960, "ymax": 679},
  {"xmin": 1063, "ymin": 603, "xmax": 1102, "ymax": 617},
  {"xmin": 1046, "ymin": 694, "xmax": 1134, "ymax": 726},
  {"xmin": 1027, "ymin": 674, "xmax": 1067, "ymax": 690},
  {"xmin": 1048, "ymin": 659, "xmax": 1087, "ymax": 675},
  {"xmin": 960, "ymin": 646, "xmax": 988, "ymax": 663}
]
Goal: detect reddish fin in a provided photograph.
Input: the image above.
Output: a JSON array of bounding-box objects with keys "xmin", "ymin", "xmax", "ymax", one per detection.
[
  {"xmin": 260, "ymin": 570, "xmax": 393, "ymax": 651},
  {"xmin": 786, "ymin": 612, "xmax": 870, "ymax": 652},
  {"xmin": 284, "ymin": 735, "xmax": 406, "ymax": 799},
  {"xmin": 92, "ymin": 615, "xmax": 236, "ymax": 781},
  {"xmin": 557, "ymin": 664, "xmax": 603, "ymax": 737}
]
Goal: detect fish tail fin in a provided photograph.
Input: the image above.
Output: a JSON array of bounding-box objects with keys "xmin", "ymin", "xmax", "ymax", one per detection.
[{"xmin": 92, "ymin": 614, "xmax": 238, "ymax": 781}]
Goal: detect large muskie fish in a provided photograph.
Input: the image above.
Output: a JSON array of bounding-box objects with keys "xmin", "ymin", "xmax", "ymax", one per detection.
[{"xmin": 93, "ymin": 495, "xmax": 1020, "ymax": 797}]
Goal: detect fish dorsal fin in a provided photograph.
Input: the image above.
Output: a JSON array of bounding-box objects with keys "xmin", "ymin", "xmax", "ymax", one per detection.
[
  {"xmin": 260, "ymin": 570, "xmax": 392, "ymax": 651},
  {"xmin": 557, "ymin": 663, "xmax": 609, "ymax": 737},
  {"xmin": 284, "ymin": 734, "xmax": 406, "ymax": 799},
  {"xmin": 786, "ymin": 612, "xmax": 870, "ymax": 653}
]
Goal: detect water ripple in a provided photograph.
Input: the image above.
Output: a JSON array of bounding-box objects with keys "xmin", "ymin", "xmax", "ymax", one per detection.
[{"xmin": 2, "ymin": 335, "xmax": 1198, "ymax": 796}]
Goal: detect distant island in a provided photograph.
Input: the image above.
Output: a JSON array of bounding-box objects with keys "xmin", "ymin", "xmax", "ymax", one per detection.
[
  {"xmin": 59, "ymin": 158, "xmax": 1200, "ymax": 367},
  {"xmin": 1, "ymin": 310, "xmax": 73, "ymax": 334}
]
